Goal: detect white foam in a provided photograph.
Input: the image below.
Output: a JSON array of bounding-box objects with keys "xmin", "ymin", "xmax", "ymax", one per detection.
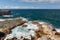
[
  {"xmin": 0, "ymin": 17, "xmax": 27, "ymax": 22},
  {"xmin": 2, "ymin": 15, "xmax": 13, "ymax": 17},
  {"xmin": 4, "ymin": 17, "xmax": 54, "ymax": 40},
  {"xmin": 4, "ymin": 26, "xmax": 35, "ymax": 40},
  {"xmin": 0, "ymin": 18, "xmax": 13, "ymax": 21},
  {"xmin": 39, "ymin": 21, "xmax": 47, "ymax": 24},
  {"xmin": 55, "ymin": 28, "xmax": 60, "ymax": 32},
  {"xmin": 24, "ymin": 21, "xmax": 38, "ymax": 30},
  {"xmin": 0, "ymin": 19, "xmax": 6, "ymax": 21},
  {"xmin": 20, "ymin": 17, "xmax": 28, "ymax": 21},
  {"xmin": 4, "ymin": 21, "xmax": 38, "ymax": 40}
]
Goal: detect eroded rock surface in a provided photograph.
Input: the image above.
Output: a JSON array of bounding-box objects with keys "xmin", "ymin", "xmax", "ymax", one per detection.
[
  {"xmin": 0, "ymin": 17, "xmax": 27, "ymax": 34},
  {"xmin": 0, "ymin": 18, "xmax": 60, "ymax": 40}
]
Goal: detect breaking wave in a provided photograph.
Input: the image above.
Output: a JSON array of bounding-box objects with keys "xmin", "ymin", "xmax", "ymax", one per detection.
[{"xmin": 55, "ymin": 28, "xmax": 60, "ymax": 32}]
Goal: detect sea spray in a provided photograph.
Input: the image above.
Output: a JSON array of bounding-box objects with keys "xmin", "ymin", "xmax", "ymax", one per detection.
[{"xmin": 55, "ymin": 28, "xmax": 60, "ymax": 32}]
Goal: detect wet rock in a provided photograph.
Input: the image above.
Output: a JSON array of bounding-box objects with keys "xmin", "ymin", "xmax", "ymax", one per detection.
[
  {"xmin": 0, "ymin": 32, "xmax": 5, "ymax": 37},
  {"xmin": 32, "ymin": 21, "xmax": 39, "ymax": 25},
  {"xmin": 12, "ymin": 37, "xmax": 17, "ymax": 40},
  {"xmin": 0, "ymin": 32, "xmax": 5, "ymax": 40},
  {"xmin": 6, "ymin": 37, "xmax": 17, "ymax": 40},
  {"xmin": 0, "ymin": 18, "xmax": 60, "ymax": 40},
  {"xmin": 0, "ymin": 10, "xmax": 11, "ymax": 16},
  {"xmin": 22, "ymin": 25, "xmax": 27, "ymax": 27},
  {"xmin": 0, "ymin": 37, "xmax": 5, "ymax": 40},
  {"xmin": 55, "ymin": 32, "xmax": 60, "ymax": 35},
  {"xmin": 37, "ymin": 36, "xmax": 52, "ymax": 40},
  {"xmin": 4, "ymin": 29, "xmax": 12, "ymax": 34},
  {"xmin": 23, "ymin": 38, "xmax": 30, "ymax": 40},
  {"xmin": 52, "ymin": 28, "xmax": 56, "ymax": 31}
]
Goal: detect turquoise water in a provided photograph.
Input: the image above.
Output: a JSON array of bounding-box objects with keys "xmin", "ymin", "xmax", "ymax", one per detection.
[{"xmin": 0, "ymin": 9, "xmax": 60, "ymax": 28}]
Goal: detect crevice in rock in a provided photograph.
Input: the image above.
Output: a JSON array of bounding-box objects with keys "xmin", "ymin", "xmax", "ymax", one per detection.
[{"xmin": 0, "ymin": 32, "xmax": 5, "ymax": 37}]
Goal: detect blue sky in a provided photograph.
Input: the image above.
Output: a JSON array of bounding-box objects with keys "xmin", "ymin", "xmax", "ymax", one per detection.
[{"xmin": 0, "ymin": 0, "xmax": 60, "ymax": 9}]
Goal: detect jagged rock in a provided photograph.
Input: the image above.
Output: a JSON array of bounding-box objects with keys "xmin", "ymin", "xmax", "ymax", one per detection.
[
  {"xmin": 23, "ymin": 38, "xmax": 30, "ymax": 40},
  {"xmin": 32, "ymin": 21, "xmax": 39, "ymax": 25},
  {"xmin": 31, "ymin": 21, "xmax": 60, "ymax": 40},
  {"xmin": 0, "ymin": 32, "xmax": 5, "ymax": 40},
  {"xmin": 22, "ymin": 25, "xmax": 27, "ymax": 27},
  {"xmin": 37, "ymin": 36, "xmax": 52, "ymax": 40},
  {"xmin": 0, "ymin": 18, "xmax": 60, "ymax": 40},
  {"xmin": 0, "ymin": 32, "xmax": 5, "ymax": 38},
  {"xmin": 0, "ymin": 37, "xmax": 5, "ymax": 40},
  {"xmin": 6, "ymin": 37, "xmax": 17, "ymax": 40}
]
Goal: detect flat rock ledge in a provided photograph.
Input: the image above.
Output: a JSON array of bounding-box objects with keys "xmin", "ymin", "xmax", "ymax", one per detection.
[
  {"xmin": 0, "ymin": 17, "xmax": 27, "ymax": 34},
  {"xmin": 0, "ymin": 18, "xmax": 60, "ymax": 40}
]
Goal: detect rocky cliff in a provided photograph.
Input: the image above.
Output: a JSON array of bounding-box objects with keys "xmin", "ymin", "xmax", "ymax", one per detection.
[{"xmin": 0, "ymin": 17, "xmax": 60, "ymax": 40}]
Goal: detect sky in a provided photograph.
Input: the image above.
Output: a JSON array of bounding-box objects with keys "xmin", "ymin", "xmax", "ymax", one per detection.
[{"xmin": 0, "ymin": 0, "xmax": 60, "ymax": 9}]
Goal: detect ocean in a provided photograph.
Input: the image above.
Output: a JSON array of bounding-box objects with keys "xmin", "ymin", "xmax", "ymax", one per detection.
[{"xmin": 0, "ymin": 9, "xmax": 60, "ymax": 28}]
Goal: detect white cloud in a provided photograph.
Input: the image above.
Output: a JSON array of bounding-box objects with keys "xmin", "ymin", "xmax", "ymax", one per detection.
[
  {"xmin": 0, "ymin": 5, "xmax": 60, "ymax": 9},
  {"xmin": 0, "ymin": 6, "xmax": 40, "ymax": 9},
  {"xmin": 21, "ymin": 0, "xmax": 60, "ymax": 3},
  {"xmin": 0, "ymin": 6, "xmax": 20, "ymax": 9}
]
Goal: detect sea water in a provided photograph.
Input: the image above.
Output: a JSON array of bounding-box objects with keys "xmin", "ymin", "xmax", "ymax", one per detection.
[
  {"xmin": 2, "ymin": 9, "xmax": 60, "ymax": 40},
  {"xmin": 0, "ymin": 9, "xmax": 60, "ymax": 28}
]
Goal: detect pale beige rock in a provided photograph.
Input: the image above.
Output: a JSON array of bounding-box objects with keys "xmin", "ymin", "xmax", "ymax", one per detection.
[
  {"xmin": 0, "ymin": 18, "xmax": 27, "ymax": 34},
  {"xmin": 0, "ymin": 19, "xmax": 60, "ymax": 40}
]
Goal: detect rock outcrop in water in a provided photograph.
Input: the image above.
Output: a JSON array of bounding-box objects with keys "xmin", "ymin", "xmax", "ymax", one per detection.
[
  {"xmin": 0, "ymin": 10, "xmax": 11, "ymax": 16},
  {"xmin": 0, "ymin": 17, "xmax": 60, "ymax": 40}
]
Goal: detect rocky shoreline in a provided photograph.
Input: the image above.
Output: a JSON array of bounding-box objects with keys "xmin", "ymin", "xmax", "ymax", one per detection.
[
  {"xmin": 0, "ymin": 10, "xmax": 11, "ymax": 16},
  {"xmin": 0, "ymin": 17, "xmax": 60, "ymax": 40},
  {"xmin": 0, "ymin": 17, "xmax": 27, "ymax": 33}
]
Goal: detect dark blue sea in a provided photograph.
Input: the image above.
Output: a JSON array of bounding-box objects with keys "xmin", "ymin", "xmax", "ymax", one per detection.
[{"xmin": 0, "ymin": 9, "xmax": 60, "ymax": 28}]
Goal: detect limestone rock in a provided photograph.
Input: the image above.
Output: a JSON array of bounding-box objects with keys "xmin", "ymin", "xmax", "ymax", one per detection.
[
  {"xmin": 0, "ymin": 17, "xmax": 27, "ymax": 34},
  {"xmin": 0, "ymin": 18, "xmax": 60, "ymax": 40}
]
